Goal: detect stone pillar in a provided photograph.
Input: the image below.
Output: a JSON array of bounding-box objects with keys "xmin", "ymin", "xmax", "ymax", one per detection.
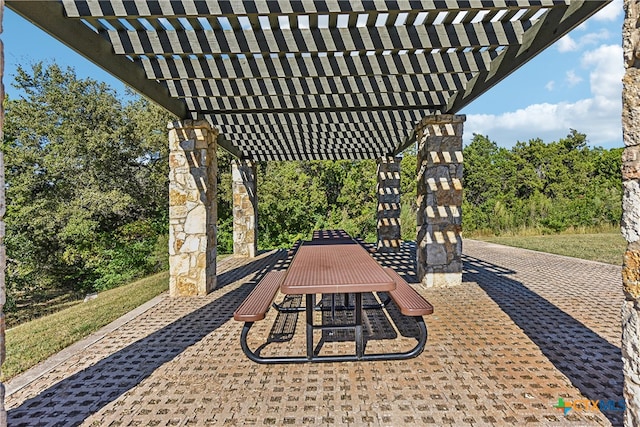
[
  {"xmin": 168, "ymin": 120, "xmax": 217, "ymax": 296},
  {"xmin": 621, "ymin": 1, "xmax": 640, "ymax": 424},
  {"xmin": 232, "ymin": 159, "xmax": 257, "ymax": 258},
  {"xmin": 0, "ymin": 2, "xmax": 6, "ymax": 425},
  {"xmin": 415, "ymin": 114, "xmax": 465, "ymax": 287},
  {"xmin": 377, "ymin": 156, "xmax": 401, "ymax": 252}
]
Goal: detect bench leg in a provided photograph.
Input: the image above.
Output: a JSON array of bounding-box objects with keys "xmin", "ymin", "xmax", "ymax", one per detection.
[
  {"xmin": 349, "ymin": 316, "xmax": 427, "ymax": 362},
  {"xmin": 240, "ymin": 321, "xmax": 311, "ymax": 364},
  {"xmin": 395, "ymin": 316, "xmax": 427, "ymax": 360}
]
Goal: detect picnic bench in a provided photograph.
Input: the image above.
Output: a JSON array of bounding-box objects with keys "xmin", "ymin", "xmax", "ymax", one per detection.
[
  {"xmin": 233, "ymin": 230, "xmax": 433, "ymax": 363},
  {"xmin": 233, "ymin": 270, "xmax": 286, "ymax": 323}
]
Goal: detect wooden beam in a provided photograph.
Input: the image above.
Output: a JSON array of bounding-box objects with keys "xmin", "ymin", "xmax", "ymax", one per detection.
[
  {"xmin": 216, "ymin": 134, "xmax": 243, "ymax": 159},
  {"xmin": 445, "ymin": 0, "xmax": 610, "ymax": 113},
  {"xmin": 6, "ymin": 0, "xmax": 188, "ymax": 118},
  {"xmin": 64, "ymin": 0, "xmax": 571, "ymax": 18},
  {"xmin": 394, "ymin": 128, "xmax": 417, "ymax": 155}
]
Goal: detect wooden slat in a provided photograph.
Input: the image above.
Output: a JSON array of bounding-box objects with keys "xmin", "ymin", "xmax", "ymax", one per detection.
[
  {"xmin": 384, "ymin": 268, "xmax": 434, "ymax": 317},
  {"xmin": 105, "ymin": 22, "xmax": 525, "ymax": 56},
  {"xmin": 234, "ymin": 271, "xmax": 287, "ymax": 322},
  {"xmin": 137, "ymin": 51, "xmax": 496, "ymax": 80}
]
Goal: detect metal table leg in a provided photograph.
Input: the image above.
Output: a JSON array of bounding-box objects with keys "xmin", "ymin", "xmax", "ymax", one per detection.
[
  {"xmin": 306, "ymin": 293, "xmax": 314, "ymax": 360},
  {"xmin": 331, "ymin": 293, "xmax": 336, "ymax": 320},
  {"xmin": 355, "ymin": 292, "xmax": 363, "ymax": 359}
]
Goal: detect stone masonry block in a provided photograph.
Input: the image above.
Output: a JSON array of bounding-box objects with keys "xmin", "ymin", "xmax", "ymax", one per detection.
[
  {"xmin": 623, "ymin": 3, "xmax": 640, "ymax": 423},
  {"xmin": 623, "ymin": 249, "xmax": 640, "ymax": 299},
  {"xmin": 622, "ymin": 300, "xmax": 640, "ymax": 426},
  {"xmin": 623, "ymin": 68, "xmax": 640, "ymax": 147},
  {"xmin": 624, "ymin": 145, "xmax": 640, "ymax": 180},
  {"xmin": 232, "ymin": 160, "xmax": 257, "ymax": 258},
  {"xmin": 434, "ymin": 188, "xmax": 462, "ymax": 206},
  {"xmin": 377, "ymin": 193, "xmax": 400, "ymax": 204},
  {"xmin": 417, "ymin": 166, "xmax": 454, "ymax": 191},
  {"xmin": 377, "ymin": 157, "xmax": 401, "ymax": 252},
  {"xmin": 168, "ymin": 120, "xmax": 217, "ymax": 296},
  {"xmin": 622, "ymin": 180, "xmax": 640, "ymax": 243},
  {"xmin": 169, "ymin": 189, "xmax": 187, "ymax": 206},
  {"xmin": 421, "ymin": 272, "xmax": 462, "ymax": 287}
]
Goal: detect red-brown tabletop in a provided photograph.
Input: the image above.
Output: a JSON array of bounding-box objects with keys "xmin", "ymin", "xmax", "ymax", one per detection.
[{"xmin": 281, "ymin": 240, "xmax": 395, "ymax": 295}]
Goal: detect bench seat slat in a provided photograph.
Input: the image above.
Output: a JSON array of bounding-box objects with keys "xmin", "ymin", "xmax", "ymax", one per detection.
[
  {"xmin": 234, "ymin": 270, "xmax": 287, "ymax": 322},
  {"xmin": 384, "ymin": 268, "xmax": 434, "ymax": 316}
]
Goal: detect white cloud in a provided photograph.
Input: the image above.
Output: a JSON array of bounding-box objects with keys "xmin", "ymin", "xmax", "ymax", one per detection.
[
  {"xmin": 557, "ymin": 29, "xmax": 612, "ymax": 53},
  {"xmin": 465, "ymin": 97, "xmax": 621, "ymax": 148},
  {"xmin": 465, "ymin": 44, "xmax": 623, "ymax": 149},
  {"xmin": 557, "ymin": 35, "xmax": 578, "ymax": 52},
  {"xmin": 582, "ymin": 29, "xmax": 613, "ymax": 45},
  {"xmin": 593, "ymin": 0, "xmax": 623, "ymax": 21},
  {"xmin": 565, "ymin": 70, "xmax": 583, "ymax": 87},
  {"xmin": 545, "ymin": 80, "xmax": 555, "ymax": 91},
  {"xmin": 581, "ymin": 44, "xmax": 623, "ymax": 99}
]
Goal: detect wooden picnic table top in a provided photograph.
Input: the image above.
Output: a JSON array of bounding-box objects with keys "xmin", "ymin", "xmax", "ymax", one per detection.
[{"xmin": 280, "ymin": 237, "xmax": 395, "ymax": 295}]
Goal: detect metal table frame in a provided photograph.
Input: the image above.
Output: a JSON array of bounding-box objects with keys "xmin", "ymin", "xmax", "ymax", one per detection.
[{"xmin": 240, "ymin": 293, "xmax": 427, "ymax": 364}]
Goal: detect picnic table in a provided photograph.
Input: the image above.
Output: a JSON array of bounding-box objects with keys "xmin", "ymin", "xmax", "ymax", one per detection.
[{"xmin": 234, "ymin": 230, "xmax": 433, "ymax": 363}]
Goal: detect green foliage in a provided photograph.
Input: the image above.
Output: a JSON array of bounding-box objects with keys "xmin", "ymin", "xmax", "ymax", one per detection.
[
  {"xmin": 215, "ymin": 147, "xmax": 235, "ymax": 254},
  {"xmin": 400, "ymin": 155, "xmax": 417, "ymax": 241},
  {"xmin": 462, "ymin": 131, "xmax": 622, "ymax": 235},
  {"xmin": 212, "ymin": 158, "xmax": 383, "ymax": 251},
  {"xmin": 333, "ymin": 160, "xmax": 378, "ymax": 241},
  {"xmin": 4, "ymin": 62, "xmax": 174, "ymax": 297}
]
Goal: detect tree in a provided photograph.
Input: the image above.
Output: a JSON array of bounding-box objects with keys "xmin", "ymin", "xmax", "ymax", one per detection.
[
  {"xmin": 257, "ymin": 161, "xmax": 327, "ymax": 247},
  {"xmin": 4, "ymin": 62, "xmax": 174, "ymax": 294},
  {"xmin": 461, "ymin": 130, "xmax": 622, "ymax": 234},
  {"xmin": 463, "ymin": 134, "xmax": 509, "ymax": 205}
]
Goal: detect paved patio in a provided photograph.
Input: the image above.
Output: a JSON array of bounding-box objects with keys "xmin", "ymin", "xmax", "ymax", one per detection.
[{"xmin": 5, "ymin": 240, "xmax": 624, "ymax": 426}]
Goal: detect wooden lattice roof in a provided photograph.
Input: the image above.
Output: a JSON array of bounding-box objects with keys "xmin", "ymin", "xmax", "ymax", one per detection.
[{"xmin": 8, "ymin": 1, "xmax": 610, "ymax": 161}]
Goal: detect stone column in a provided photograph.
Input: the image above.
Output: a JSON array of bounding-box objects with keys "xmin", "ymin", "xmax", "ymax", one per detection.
[
  {"xmin": 168, "ymin": 120, "xmax": 217, "ymax": 296},
  {"xmin": 415, "ymin": 115, "xmax": 465, "ymax": 287},
  {"xmin": 232, "ymin": 159, "xmax": 257, "ymax": 258},
  {"xmin": 377, "ymin": 156, "xmax": 401, "ymax": 252},
  {"xmin": 621, "ymin": 1, "xmax": 640, "ymax": 424},
  {"xmin": 0, "ymin": 2, "xmax": 6, "ymax": 425}
]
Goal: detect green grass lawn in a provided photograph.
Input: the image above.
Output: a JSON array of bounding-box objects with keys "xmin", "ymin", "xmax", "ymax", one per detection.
[
  {"xmin": 476, "ymin": 232, "xmax": 626, "ymax": 265},
  {"xmin": 3, "ymin": 271, "xmax": 169, "ymax": 381}
]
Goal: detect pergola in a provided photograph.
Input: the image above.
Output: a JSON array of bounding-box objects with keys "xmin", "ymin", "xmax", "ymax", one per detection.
[
  {"xmin": 8, "ymin": 1, "xmax": 607, "ymax": 161},
  {"xmin": 6, "ymin": 1, "xmax": 640, "ymax": 425}
]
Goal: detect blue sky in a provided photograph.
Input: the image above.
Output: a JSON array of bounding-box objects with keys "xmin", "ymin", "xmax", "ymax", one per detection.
[
  {"xmin": 2, "ymin": 1, "xmax": 625, "ymax": 149},
  {"xmin": 2, "ymin": 8, "xmax": 129, "ymax": 96},
  {"xmin": 463, "ymin": 0, "xmax": 624, "ymax": 149}
]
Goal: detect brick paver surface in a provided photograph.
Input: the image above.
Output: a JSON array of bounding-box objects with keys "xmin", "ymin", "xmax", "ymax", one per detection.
[{"xmin": 5, "ymin": 240, "xmax": 624, "ymax": 426}]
